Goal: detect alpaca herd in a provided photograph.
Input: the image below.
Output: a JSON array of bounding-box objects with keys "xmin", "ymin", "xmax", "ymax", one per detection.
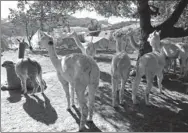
[{"xmin": 2, "ymin": 28, "xmax": 188, "ymax": 131}]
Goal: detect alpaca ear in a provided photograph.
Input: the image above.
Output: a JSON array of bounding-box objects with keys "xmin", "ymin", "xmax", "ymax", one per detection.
[
  {"xmin": 22, "ymin": 39, "xmax": 25, "ymax": 42},
  {"xmin": 153, "ymin": 30, "xmax": 157, "ymax": 35},
  {"xmin": 38, "ymin": 30, "xmax": 45, "ymax": 39},
  {"xmin": 157, "ymin": 30, "xmax": 161, "ymax": 35},
  {"xmin": 17, "ymin": 39, "xmax": 21, "ymax": 43}
]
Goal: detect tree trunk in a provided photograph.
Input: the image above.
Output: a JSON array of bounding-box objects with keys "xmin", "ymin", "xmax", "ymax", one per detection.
[
  {"xmin": 40, "ymin": 2, "xmax": 44, "ymax": 30},
  {"xmin": 137, "ymin": 0, "xmax": 153, "ymax": 60}
]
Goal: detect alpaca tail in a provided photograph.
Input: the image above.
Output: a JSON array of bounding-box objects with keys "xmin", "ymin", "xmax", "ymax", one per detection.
[{"xmin": 27, "ymin": 58, "xmax": 42, "ymax": 75}]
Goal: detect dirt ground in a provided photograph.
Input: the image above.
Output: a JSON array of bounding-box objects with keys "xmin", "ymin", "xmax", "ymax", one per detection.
[{"xmin": 1, "ymin": 48, "xmax": 188, "ymax": 132}]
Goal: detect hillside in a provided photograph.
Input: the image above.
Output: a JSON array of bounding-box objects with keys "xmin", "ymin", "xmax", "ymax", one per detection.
[
  {"xmin": 1, "ymin": 15, "xmax": 139, "ymax": 37},
  {"xmin": 1, "ymin": 16, "xmax": 109, "ymax": 37}
]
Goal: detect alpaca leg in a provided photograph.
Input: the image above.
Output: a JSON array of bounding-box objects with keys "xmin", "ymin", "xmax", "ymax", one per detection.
[
  {"xmin": 174, "ymin": 59, "xmax": 177, "ymax": 73},
  {"xmin": 70, "ymin": 84, "xmax": 75, "ymax": 106},
  {"xmin": 112, "ymin": 76, "xmax": 118, "ymax": 107},
  {"xmin": 57, "ymin": 73, "xmax": 71, "ymax": 110},
  {"xmin": 180, "ymin": 58, "xmax": 186, "ymax": 76},
  {"xmin": 20, "ymin": 76, "xmax": 27, "ymax": 94},
  {"xmin": 132, "ymin": 74, "xmax": 142, "ymax": 104},
  {"xmin": 120, "ymin": 69, "xmax": 130, "ymax": 105},
  {"xmin": 38, "ymin": 72, "xmax": 45, "ymax": 93},
  {"xmin": 119, "ymin": 79, "xmax": 125, "ymax": 105},
  {"xmin": 88, "ymin": 83, "xmax": 98, "ymax": 122},
  {"xmin": 179, "ymin": 59, "xmax": 183, "ymax": 75},
  {"xmin": 62, "ymin": 82, "xmax": 71, "ymax": 110},
  {"xmin": 31, "ymin": 78, "xmax": 39, "ymax": 94},
  {"xmin": 145, "ymin": 73, "xmax": 154, "ymax": 105},
  {"xmin": 157, "ymin": 71, "xmax": 163, "ymax": 94},
  {"xmin": 75, "ymin": 84, "xmax": 88, "ymax": 131}
]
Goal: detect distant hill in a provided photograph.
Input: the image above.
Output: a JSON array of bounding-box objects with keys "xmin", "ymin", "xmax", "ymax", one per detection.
[
  {"xmin": 67, "ymin": 16, "xmax": 109, "ymax": 27},
  {"xmin": 1, "ymin": 15, "xmax": 138, "ymax": 37}
]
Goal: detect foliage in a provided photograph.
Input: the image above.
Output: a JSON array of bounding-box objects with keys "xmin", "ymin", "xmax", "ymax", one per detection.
[
  {"xmin": 8, "ymin": 1, "xmax": 38, "ymax": 45},
  {"xmin": 82, "ymin": 1, "xmax": 136, "ymax": 18}
]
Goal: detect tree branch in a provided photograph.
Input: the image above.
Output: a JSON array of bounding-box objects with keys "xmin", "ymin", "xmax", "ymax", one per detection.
[
  {"xmin": 160, "ymin": 27, "xmax": 188, "ymax": 39},
  {"xmin": 156, "ymin": 0, "xmax": 188, "ymax": 29}
]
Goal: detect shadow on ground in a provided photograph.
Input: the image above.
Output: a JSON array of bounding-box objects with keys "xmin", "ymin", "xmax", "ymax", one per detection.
[
  {"xmin": 96, "ymin": 69, "xmax": 188, "ymax": 132},
  {"xmin": 23, "ymin": 93, "xmax": 58, "ymax": 125},
  {"xmin": 1, "ymin": 81, "xmax": 48, "ymax": 103},
  {"xmin": 67, "ymin": 105, "xmax": 102, "ymax": 132}
]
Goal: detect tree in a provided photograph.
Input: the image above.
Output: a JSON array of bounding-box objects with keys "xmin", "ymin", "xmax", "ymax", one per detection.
[
  {"xmin": 83, "ymin": 0, "xmax": 188, "ymax": 59},
  {"xmin": 8, "ymin": 1, "xmax": 37, "ymax": 46}
]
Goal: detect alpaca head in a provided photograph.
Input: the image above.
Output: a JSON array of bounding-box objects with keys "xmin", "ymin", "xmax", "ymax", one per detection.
[
  {"xmin": 113, "ymin": 30, "xmax": 125, "ymax": 40},
  {"xmin": 147, "ymin": 30, "xmax": 161, "ymax": 51},
  {"xmin": 63, "ymin": 31, "xmax": 77, "ymax": 39},
  {"xmin": 37, "ymin": 30, "xmax": 54, "ymax": 49},
  {"xmin": 2, "ymin": 61, "xmax": 15, "ymax": 68},
  {"xmin": 17, "ymin": 38, "xmax": 33, "ymax": 51},
  {"xmin": 126, "ymin": 28, "xmax": 134, "ymax": 36}
]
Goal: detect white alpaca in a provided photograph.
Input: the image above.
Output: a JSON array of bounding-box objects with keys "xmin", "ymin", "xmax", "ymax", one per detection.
[
  {"xmin": 64, "ymin": 31, "xmax": 97, "ymax": 57},
  {"xmin": 15, "ymin": 58, "xmax": 45, "ymax": 94},
  {"xmin": 175, "ymin": 42, "xmax": 188, "ymax": 77},
  {"xmin": 132, "ymin": 31, "xmax": 167, "ymax": 105},
  {"xmin": 126, "ymin": 28, "xmax": 187, "ymax": 74},
  {"xmin": 111, "ymin": 31, "xmax": 131, "ymax": 107},
  {"xmin": 37, "ymin": 30, "xmax": 100, "ymax": 131}
]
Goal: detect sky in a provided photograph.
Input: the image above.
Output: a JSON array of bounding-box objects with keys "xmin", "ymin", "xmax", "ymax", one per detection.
[{"xmin": 1, "ymin": 1, "xmax": 129, "ymax": 24}]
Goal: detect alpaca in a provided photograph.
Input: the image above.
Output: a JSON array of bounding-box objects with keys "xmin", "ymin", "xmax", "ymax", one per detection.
[
  {"xmin": 15, "ymin": 58, "xmax": 45, "ymax": 94},
  {"xmin": 37, "ymin": 30, "xmax": 100, "ymax": 131},
  {"xmin": 112, "ymin": 30, "xmax": 129, "ymax": 52},
  {"xmin": 175, "ymin": 42, "xmax": 188, "ymax": 77},
  {"xmin": 15, "ymin": 38, "xmax": 45, "ymax": 94},
  {"xmin": 132, "ymin": 30, "xmax": 167, "ymax": 105},
  {"xmin": 1, "ymin": 61, "xmax": 32, "ymax": 90},
  {"xmin": 17, "ymin": 39, "xmax": 33, "ymax": 58},
  {"xmin": 111, "ymin": 31, "xmax": 131, "ymax": 107},
  {"xmin": 126, "ymin": 28, "xmax": 184, "ymax": 74},
  {"xmin": 64, "ymin": 31, "xmax": 97, "ymax": 58}
]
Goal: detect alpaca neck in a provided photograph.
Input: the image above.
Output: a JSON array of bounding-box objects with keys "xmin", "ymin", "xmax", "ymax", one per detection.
[
  {"xmin": 128, "ymin": 35, "xmax": 140, "ymax": 50},
  {"xmin": 72, "ymin": 34, "xmax": 85, "ymax": 53},
  {"xmin": 47, "ymin": 45, "xmax": 60, "ymax": 69},
  {"xmin": 151, "ymin": 41, "xmax": 161, "ymax": 53},
  {"xmin": 116, "ymin": 38, "xmax": 124, "ymax": 52},
  {"xmin": 18, "ymin": 43, "xmax": 26, "ymax": 58},
  {"xmin": 6, "ymin": 67, "xmax": 20, "ymax": 85}
]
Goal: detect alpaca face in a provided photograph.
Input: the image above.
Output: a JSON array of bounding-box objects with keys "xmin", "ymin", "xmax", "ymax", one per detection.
[
  {"xmin": 2, "ymin": 61, "xmax": 15, "ymax": 68},
  {"xmin": 147, "ymin": 31, "xmax": 161, "ymax": 50},
  {"xmin": 64, "ymin": 31, "xmax": 77, "ymax": 39},
  {"xmin": 38, "ymin": 31, "xmax": 54, "ymax": 49}
]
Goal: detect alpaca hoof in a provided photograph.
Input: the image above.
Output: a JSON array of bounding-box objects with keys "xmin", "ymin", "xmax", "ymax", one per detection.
[
  {"xmin": 66, "ymin": 108, "xmax": 71, "ymax": 112},
  {"xmin": 133, "ymin": 101, "xmax": 138, "ymax": 105},
  {"xmin": 130, "ymin": 70, "xmax": 136, "ymax": 76},
  {"xmin": 120, "ymin": 100, "xmax": 123, "ymax": 105},
  {"xmin": 146, "ymin": 102, "xmax": 151, "ymax": 106},
  {"xmin": 78, "ymin": 128, "xmax": 85, "ymax": 132},
  {"xmin": 87, "ymin": 120, "xmax": 93, "ymax": 124},
  {"xmin": 87, "ymin": 120, "xmax": 93, "ymax": 127},
  {"xmin": 112, "ymin": 103, "xmax": 118, "ymax": 108},
  {"xmin": 113, "ymin": 106, "xmax": 119, "ymax": 110}
]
